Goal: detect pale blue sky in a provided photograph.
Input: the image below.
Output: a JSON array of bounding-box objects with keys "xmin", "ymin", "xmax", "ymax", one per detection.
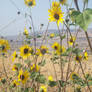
[{"xmin": 0, "ymin": 0, "xmax": 92, "ymax": 36}]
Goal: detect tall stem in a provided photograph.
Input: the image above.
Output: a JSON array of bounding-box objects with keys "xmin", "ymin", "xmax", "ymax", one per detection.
[
  {"xmin": 79, "ymin": 61, "xmax": 91, "ymax": 92},
  {"xmin": 74, "ymin": 0, "xmax": 92, "ymax": 54}
]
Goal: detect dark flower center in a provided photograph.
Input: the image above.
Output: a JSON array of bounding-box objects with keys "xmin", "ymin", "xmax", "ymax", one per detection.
[
  {"xmin": 15, "ymin": 54, "xmax": 18, "ymax": 58},
  {"xmin": 54, "ymin": 14, "xmax": 59, "ymax": 20},
  {"xmin": 76, "ymin": 56, "xmax": 80, "ymax": 61},
  {"xmin": 14, "ymin": 67, "xmax": 18, "ymax": 71},
  {"xmin": 54, "ymin": 46, "xmax": 58, "ymax": 50},
  {"xmin": 28, "ymin": 1, "xmax": 33, "ymax": 6},
  {"xmin": 72, "ymin": 74, "xmax": 78, "ymax": 79},
  {"xmin": 24, "ymin": 48, "xmax": 28, "ymax": 54},
  {"xmin": 13, "ymin": 83, "xmax": 16, "ymax": 87},
  {"xmin": 70, "ymin": 38, "xmax": 73, "ymax": 42},
  {"xmin": 41, "ymin": 49, "xmax": 47, "ymax": 55},
  {"xmin": 41, "ymin": 89, "xmax": 44, "ymax": 92},
  {"xmin": 2, "ymin": 45, "xmax": 5, "ymax": 50},
  {"xmin": 20, "ymin": 75, "xmax": 25, "ymax": 80}
]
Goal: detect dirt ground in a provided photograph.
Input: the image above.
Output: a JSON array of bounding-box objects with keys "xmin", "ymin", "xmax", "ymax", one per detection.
[{"xmin": 0, "ymin": 54, "xmax": 92, "ymax": 92}]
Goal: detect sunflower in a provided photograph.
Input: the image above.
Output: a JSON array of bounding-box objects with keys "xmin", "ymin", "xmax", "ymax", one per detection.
[
  {"xmin": 48, "ymin": 1, "xmax": 64, "ymax": 26},
  {"xmin": 52, "ymin": 1, "xmax": 60, "ymax": 8},
  {"xmin": 59, "ymin": 0, "xmax": 67, "ymax": 5},
  {"xmin": 36, "ymin": 46, "xmax": 48, "ymax": 56},
  {"xmin": 12, "ymin": 64, "xmax": 18, "ymax": 71},
  {"xmin": 24, "ymin": 0, "xmax": 36, "ymax": 7},
  {"xmin": 40, "ymin": 45, "xmax": 48, "ymax": 56},
  {"xmin": 20, "ymin": 45, "xmax": 31, "ymax": 59},
  {"xmin": 18, "ymin": 69, "xmax": 29, "ymax": 84},
  {"xmin": 70, "ymin": 72, "xmax": 79, "ymax": 81},
  {"xmin": 48, "ymin": 76, "xmax": 53, "ymax": 81},
  {"xmin": 83, "ymin": 51, "xmax": 88, "ymax": 60},
  {"xmin": 30, "ymin": 64, "xmax": 39, "ymax": 72},
  {"xmin": 23, "ymin": 27, "xmax": 29, "ymax": 36},
  {"xmin": 0, "ymin": 39, "xmax": 10, "ymax": 53},
  {"xmin": 57, "ymin": 45, "xmax": 66, "ymax": 55},
  {"xmin": 52, "ymin": 42, "xmax": 60, "ymax": 51},
  {"xmin": 12, "ymin": 51, "xmax": 18, "ymax": 62},
  {"xmin": 39, "ymin": 85, "xmax": 47, "ymax": 92},
  {"xmin": 50, "ymin": 33, "xmax": 55, "ymax": 38},
  {"xmin": 68, "ymin": 36, "xmax": 76, "ymax": 46},
  {"xmin": 75, "ymin": 55, "xmax": 82, "ymax": 63},
  {"xmin": 12, "ymin": 80, "xmax": 19, "ymax": 87}
]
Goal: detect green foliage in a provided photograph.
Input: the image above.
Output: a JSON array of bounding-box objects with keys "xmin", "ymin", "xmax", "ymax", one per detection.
[
  {"xmin": 38, "ymin": 60, "xmax": 46, "ymax": 66},
  {"xmin": 58, "ymin": 80, "xmax": 69, "ymax": 87},
  {"xmin": 48, "ymin": 81, "xmax": 57, "ymax": 87},
  {"xmin": 14, "ymin": 63, "xmax": 22, "ymax": 69},
  {"xmin": 30, "ymin": 72, "xmax": 39, "ymax": 79},
  {"xmin": 74, "ymin": 87, "xmax": 81, "ymax": 92},
  {"xmin": 72, "ymin": 48, "xmax": 82, "ymax": 55},
  {"xmin": 37, "ymin": 35, "xmax": 42, "ymax": 38},
  {"xmin": 1, "ymin": 78, "xmax": 6, "ymax": 84},
  {"xmin": 36, "ymin": 74, "xmax": 46, "ymax": 84},
  {"xmin": 60, "ymin": 35, "xmax": 66, "ymax": 40},
  {"xmin": 70, "ymin": 8, "xmax": 92, "ymax": 31},
  {"xmin": 24, "ymin": 60, "xmax": 32, "ymax": 64}
]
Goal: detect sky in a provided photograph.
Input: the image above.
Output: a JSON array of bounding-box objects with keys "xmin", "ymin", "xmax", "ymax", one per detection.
[{"xmin": 0, "ymin": 0, "xmax": 92, "ymax": 36}]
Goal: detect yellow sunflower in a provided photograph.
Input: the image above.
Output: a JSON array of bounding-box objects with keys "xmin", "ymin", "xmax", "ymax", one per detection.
[
  {"xmin": 48, "ymin": 2, "xmax": 64, "ymax": 26},
  {"xmin": 70, "ymin": 72, "xmax": 79, "ymax": 81},
  {"xmin": 50, "ymin": 33, "xmax": 55, "ymax": 38},
  {"xmin": 52, "ymin": 42, "xmax": 60, "ymax": 51},
  {"xmin": 0, "ymin": 39, "xmax": 10, "ymax": 53},
  {"xmin": 12, "ymin": 80, "xmax": 19, "ymax": 87},
  {"xmin": 18, "ymin": 69, "xmax": 29, "ymax": 84},
  {"xmin": 12, "ymin": 51, "xmax": 18, "ymax": 62},
  {"xmin": 56, "ymin": 45, "xmax": 66, "ymax": 55},
  {"xmin": 39, "ymin": 85, "xmax": 47, "ymax": 92},
  {"xmin": 48, "ymin": 76, "xmax": 53, "ymax": 81},
  {"xmin": 24, "ymin": 0, "xmax": 36, "ymax": 7},
  {"xmin": 68, "ymin": 36, "xmax": 76, "ymax": 46},
  {"xmin": 59, "ymin": 0, "xmax": 67, "ymax": 5},
  {"xmin": 12, "ymin": 64, "xmax": 18, "ymax": 71},
  {"xmin": 40, "ymin": 45, "xmax": 48, "ymax": 56},
  {"xmin": 36, "ymin": 46, "xmax": 48, "ymax": 56},
  {"xmin": 23, "ymin": 27, "xmax": 29, "ymax": 36},
  {"xmin": 30, "ymin": 64, "xmax": 39, "ymax": 72},
  {"xmin": 75, "ymin": 55, "xmax": 82, "ymax": 63},
  {"xmin": 52, "ymin": 1, "xmax": 60, "ymax": 8},
  {"xmin": 83, "ymin": 51, "xmax": 88, "ymax": 60},
  {"xmin": 20, "ymin": 45, "xmax": 31, "ymax": 59}
]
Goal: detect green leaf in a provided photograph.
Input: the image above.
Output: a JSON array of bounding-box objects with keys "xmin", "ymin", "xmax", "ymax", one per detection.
[
  {"xmin": 60, "ymin": 35, "xmax": 66, "ymax": 40},
  {"xmin": 1, "ymin": 78, "xmax": 6, "ymax": 84},
  {"xmin": 24, "ymin": 88, "xmax": 29, "ymax": 92},
  {"xmin": 70, "ymin": 8, "xmax": 92, "ymax": 31},
  {"xmin": 38, "ymin": 60, "xmax": 46, "ymax": 66},
  {"xmin": 36, "ymin": 74, "xmax": 46, "ymax": 84},
  {"xmin": 15, "ymin": 63, "xmax": 22, "ymax": 69},
  {"xmin": 48, "ymin": 81, "xmax": 57, "ymax": 87},
  {"xmin": 74, "ymin": 87, "xmax": 81, "ymax": 92},
  {"xmin": 24, "ymin": 60, "xmax": 32, "ymax": 64},
  {"xmin": 72, "ymin": 48, "xmax": 81, "ymax": 55},
  {"xmin": 37, "ymin": 35, "xmax": 42, "ymax": 38},
  {"xmin": 30, "ymin": 72, "xmax": 39, "ymax": 79}
]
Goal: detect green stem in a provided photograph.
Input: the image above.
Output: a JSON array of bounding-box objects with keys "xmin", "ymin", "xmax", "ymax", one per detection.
[{"xmin": 79, "ymin": 61, "xmax": 91, "ymax": 92}]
